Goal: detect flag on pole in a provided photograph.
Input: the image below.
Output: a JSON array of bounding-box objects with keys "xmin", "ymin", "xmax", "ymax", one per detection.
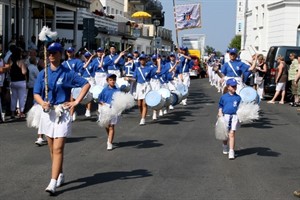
[{"xmin": 174, "ymin": 4, "xmax": 201, "ymax": 30}]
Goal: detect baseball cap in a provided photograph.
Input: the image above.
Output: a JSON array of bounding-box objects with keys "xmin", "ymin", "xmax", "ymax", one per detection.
[
  {"xmin": 139, "ymin": 54, "xmax": 146, "ymax": 59},
  {"xmin": 66, "ymin": 47, "xmax": 75, "ymax": 52},
  {"xmin": 226, "ymin": 78, "xmax": 238, "ymax": 86},
  {"xmin": 152, "ymin": 54, "xmax": 159, "ymax": 60},
  {"xmin": 169, "ymin": 53, "xmax": 176, "ymax": 57},
  {"xmin": 127, "ymin": 53, "xmax": 133, "ymax": 58},
  {"xmin": 47, "ymin": 43, "xmax": 63, "ymax": 53},
  {"xmin": 180, "ymin": 46, "xmax": 188, "ymax": 51},
  {"xmin": 229, "ymin": 48, "xmax": 238, "ymax": 54},
  {"xmin": 106, "ymin": 74, "xmax": 117, "ymax": 79},
  {"xmin": 84, "ymin": 52, "xmax": 92, "ymax": 57},
  {"xmin": 133, "ymin": 50, "xmax": 139, "ymax": 54},
  {"xmin": 96, "ymin": 47, "xmax": 104, "ymax": 52}
]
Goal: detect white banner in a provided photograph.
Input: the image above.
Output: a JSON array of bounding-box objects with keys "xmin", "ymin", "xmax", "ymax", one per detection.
[{"xmin": 175, "ymin": 4, "xmax": 201, "ymax": 30}]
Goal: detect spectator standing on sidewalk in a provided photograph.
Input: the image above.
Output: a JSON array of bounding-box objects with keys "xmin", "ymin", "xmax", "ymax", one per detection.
[{"xmin": 288, "ymin": 53, "xmax": 299, "ymax": 107}]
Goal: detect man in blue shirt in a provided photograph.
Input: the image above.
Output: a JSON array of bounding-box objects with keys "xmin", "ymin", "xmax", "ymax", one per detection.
[{"xmin": 103, "ymin": 45, "xmax": 125, "ymax": 78}]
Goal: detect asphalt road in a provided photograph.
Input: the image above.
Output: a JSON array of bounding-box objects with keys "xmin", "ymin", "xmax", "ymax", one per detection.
[{"xmin": 0, "ymin": 78, "xmax": 299, "ymax": 200}]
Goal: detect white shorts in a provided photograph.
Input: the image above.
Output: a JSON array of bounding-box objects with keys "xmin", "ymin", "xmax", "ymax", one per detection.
[
  {"xmin": 135, "ymin": 82, "xmax": 151, "ymax": 100},
  {"xmin": 95, "ymin": 72, "xmax": 107, "ymax": 87},
  {"xmin": 223, "ymin": 114, "xmax": 239, "ymax": 131},
  {"xmin": 38, "ymin": 109, "xmax": 71, "ymax": 138},
  {"xmin": 276, "ymin": 82, "xmax": 286, "ymax": 91},
  {"xmin": 108, "ymin": 70, "xmax": 121, "ymax": 78},
  {"xmin": 150, "ymin": 79, "xmax": 161, "ymax": 91}
]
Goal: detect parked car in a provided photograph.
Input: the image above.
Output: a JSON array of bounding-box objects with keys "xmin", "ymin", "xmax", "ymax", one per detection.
[
  {"xmin": 264, "ymin": 46, "xmax": 300, "ymax": 100},
  {"xmin": 189, "ymin": 55, "xmax": 201, "ymax": 78}
]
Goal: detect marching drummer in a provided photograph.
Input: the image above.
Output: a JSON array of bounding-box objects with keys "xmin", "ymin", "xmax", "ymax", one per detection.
[
  {"xmin": 149, "ymin": 54, "xmax": 163, "ymax": 120},
  {"xmin": 124, "ymin": 54, "xmax": 161, "ymax": 125},
  {"xmin": 103, "ymin": 45, "xmax": 125, "ymax": 78},
  {"xmin": 217, "ymin": 48, "xmax": 255, "ymax": 94},
  {"xmin": 80, "ymin": 51, "xmax": 96, "ymax": 117},
  {"xmin": 34, "ymin": 42, "xmax": 90, "ymax": 194},
  {"xmin": 98, "ymin": 74, "xmax": 120, "ymax": 151},
  {"xmin": 92, "ymin": 47, "xmax": 108, "ymax": 87},
  {"xmin": 123, "ymin": 53, "xmax": 136, "ymax": 95},
  {"xmin": 178, "ymin": 46, "xmax": 193, "ymax": 106},
  {"xmin": 62, "ymin": 47, "xmax": 84, "ymax": 121}
]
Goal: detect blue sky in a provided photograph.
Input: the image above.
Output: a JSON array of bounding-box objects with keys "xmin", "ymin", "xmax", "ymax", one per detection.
[{"xmin": 160, "ymin": 0, "xmax": 237, "ymax": 53}]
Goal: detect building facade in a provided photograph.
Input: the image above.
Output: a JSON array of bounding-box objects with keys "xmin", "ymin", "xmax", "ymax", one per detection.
[{"xmin": 237, "ymin": 0, "xmax": 300, "ymax": 53}]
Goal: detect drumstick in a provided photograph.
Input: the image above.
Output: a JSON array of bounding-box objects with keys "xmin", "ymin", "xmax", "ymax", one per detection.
[
  {"xmin": 123, "ymin": 46, "xmax": 132, "ymax": 52},
  {"xmin": 84, "ymin": 48, "xmax": 93, "ymax": 56}
]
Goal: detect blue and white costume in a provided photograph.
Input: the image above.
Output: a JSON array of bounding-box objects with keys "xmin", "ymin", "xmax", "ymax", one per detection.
[
  {"xmin": 34, "ymin": 65, "xmax": 88, "ymax": 138},
  {"xmin": 218, "ymin": 92, "xmax": 241, "ymax": 131},
  {"xmin": 104, "ymin": 53, "xmax": 125, "ymax": 78}
]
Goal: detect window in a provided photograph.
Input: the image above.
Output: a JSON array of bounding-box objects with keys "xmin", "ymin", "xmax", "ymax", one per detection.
[{"xmin": 111, "ymin": 8, "xmax": 114, "ymax": 15}]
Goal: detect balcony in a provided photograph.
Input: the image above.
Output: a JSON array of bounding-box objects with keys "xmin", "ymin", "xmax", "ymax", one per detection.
[
  {"xmin": 128, "ymin": 0, "xmax": 148, "ymax": 5},
  {"xmin": 58, "ymin": 0, "xmax": 90, "ymax": 8}
]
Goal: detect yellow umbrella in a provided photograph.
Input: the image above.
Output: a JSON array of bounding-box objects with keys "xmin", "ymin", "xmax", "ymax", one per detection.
[{"xmin": 131, "ymin": 11, "xmax": 152, "ymax": 18}]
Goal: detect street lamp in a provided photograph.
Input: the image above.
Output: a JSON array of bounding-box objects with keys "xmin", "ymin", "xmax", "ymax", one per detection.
[{"xmin": 153, "ymin": 19, "xmax": 160, "ymax": 54}]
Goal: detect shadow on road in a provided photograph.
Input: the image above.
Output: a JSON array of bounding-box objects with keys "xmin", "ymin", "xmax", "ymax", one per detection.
[
  {"xmin": 66, "ymin": 136, "xmax": 98, "ymax": 143},
  {"xmin": 236, "ymin": 147, "xmax": 281, "ymax": 157},
  {"xmin": 114, "ymin": 140, "xmax": 163, "ymax": 149},
  {"xmin": 56, "ymin": 169, "xmax": 152, "ymax": 195}
]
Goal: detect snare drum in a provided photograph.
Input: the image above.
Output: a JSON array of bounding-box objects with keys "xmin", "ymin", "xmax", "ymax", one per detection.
[
  {"xmin": 176, "ymin": 83, "xmax": 189, "ymax": 100},
  {"xmin": 116, "ymin": 78, "xmax": 130, "ymax": 93},
  {"xmin": 157, "ymin": 88, "xmax": 172, "ymax": 107},
  {"xmin": 170, "ymin": 90, "xmax": 183, "ymax": 106},
  {"xmin": 239, "ymin": 86, "xmax": 259, "ymax": 104},
  {"xmin": 145, "ymin": 91, "xmax": 165, "ymax": 110},
  {"xmin": 71, "ymin": 87, "xmax": 93, "ymax": 105},
  {"xmin": 90, "ymin": 85, "xmax": 104, "ymax": 100}
]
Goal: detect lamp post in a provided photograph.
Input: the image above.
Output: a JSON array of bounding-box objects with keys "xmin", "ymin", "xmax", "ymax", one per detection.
[{"xmin": 153, "ymin": 19, "xmax": 160, "ymax": 54}]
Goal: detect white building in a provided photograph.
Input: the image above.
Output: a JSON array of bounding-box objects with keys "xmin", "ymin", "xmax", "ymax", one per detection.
[{"xmin": 237, "ymin": 0, "xmax": 300, "ymax": 53}]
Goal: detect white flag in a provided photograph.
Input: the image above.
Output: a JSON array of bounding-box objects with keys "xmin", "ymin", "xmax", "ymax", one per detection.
[{"xmin": 175, "ymin": 4, "xmax": 201, "ymax": 30}]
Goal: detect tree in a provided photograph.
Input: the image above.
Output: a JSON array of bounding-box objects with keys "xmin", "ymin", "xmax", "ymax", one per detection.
[
  {"xmin": 204, "ymin": 45, "xmax": 215, "ymax": 55},
  {"xmin": 229, "ymin": 35, "xmax": 241, "ymax": 51}
]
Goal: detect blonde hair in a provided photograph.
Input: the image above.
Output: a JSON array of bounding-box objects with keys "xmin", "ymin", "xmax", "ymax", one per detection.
[{"xmin": 276, "ymin": 55, "xmax": 284, "ymax": 61}]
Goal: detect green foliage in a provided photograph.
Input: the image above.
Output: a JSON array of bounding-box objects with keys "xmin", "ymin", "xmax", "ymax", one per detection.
[
  {"xmin": 204, "ymin": 45, "xmax": 215, "ymax": 55},
  {"xmin": 229, "ymin": 35, "xmax": 241, "ymax": 51}
]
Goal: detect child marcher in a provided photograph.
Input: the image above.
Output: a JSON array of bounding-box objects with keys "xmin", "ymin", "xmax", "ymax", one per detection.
[
  {"xmin": 218, "ymin": 78, "xmax": 241, "ymax": 160},
  {"xmin": 98, "ymin": 74, "xmax": 120, "ymax": 150}
]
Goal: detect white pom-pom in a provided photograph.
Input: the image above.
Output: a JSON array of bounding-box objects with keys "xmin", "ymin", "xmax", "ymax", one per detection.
[
  {"xmin": 215, "ymin": 117, "xmax": 228, "ymax": 140},
  {"xmin": 97, "ymin": 104, "xmax": 113, "ymax": 127},
  {"xmin": 26, "ymin": 104, "xmax": 43, "ymax": 128},
  {"xmin": 38, "ymin": 26, "xmax": 57, "ymax": 42},
  {"xmin": 237, "ymin": 102, "xmax": 260, "ymax": 123},
  {"xmin": 111, "ymin": 92, "xmax": 135, "ymax": 115}
]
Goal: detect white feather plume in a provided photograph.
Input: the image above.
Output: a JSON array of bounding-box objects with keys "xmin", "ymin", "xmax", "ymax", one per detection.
[
  {"xmin": 215, "ymin": 117, "xmax": 228, "ymax": 140},
  {"xmin": 26, "ymin": 104, "xmax": 43, "ymax": 128},
  {"xmin": 97, "ymin": 104, "xmax": 114, "ymax": 127},
  {"xmin": 38, "ymin": 26, "xmax": 57, "ymax": 42},
  {"xmin": 237, "ymin": 102, "xmax": 260, "ymax": 123}
]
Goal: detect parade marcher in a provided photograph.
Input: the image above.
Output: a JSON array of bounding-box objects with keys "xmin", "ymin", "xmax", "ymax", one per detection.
[
  {"xmin": 93, "ymin": 47, "xmax": 107, "ymax": 87},
  {"xmin": 33, "ymin": 42, "xmax": 90, "ymax": 194},
  {"xmin": 124, "ymin": 54, "xmax": 160, "ymax": 125},
  {"xmin": 288, "ymin": 53, "xmax": 299, "ymax": 107},
  {"xmin": 267, "ymin": 55, "xmax": 287, "ymax": 104},
  {"xmin": 178, "ymin": 46, "xmax": 193, "ymax": 106},
  {"xmin": 98, "ymin": 74, "xmax": 120, "ymax": 150},
  {"xmin": 218, "ymin": 78, "xmax": 241, "ymax": 160},
  {"xmin": 62, "ymin": 47, "xmax": 83, "ymax": 74},
  {"xmin": 133, "ymin": 50, "xmax": 140, "ymax": 64},
  {"xmin": 216, "ymin": 48, "xmax": 255, "ymax": 94},
  {"xmin": 80, "ymin": 51, "xmax": 96, "ymax": 117},
  {"xmin": 104, "ymin": 45, "xmax": 125, "ymax": 78},
  {"xmin": 62, "ymin": 47, "xmax": 84, "ymax": 121},
  {"xmin": 149, "ymin": 54, "xmax": 163, "ymax": 119},
  {"xmin": 123, "ymin": 53, "xmax": 136, "ymax": 95},
  {"xmin": 207, "ymin": 51, "xmax": 217, "ymax": 86}
]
